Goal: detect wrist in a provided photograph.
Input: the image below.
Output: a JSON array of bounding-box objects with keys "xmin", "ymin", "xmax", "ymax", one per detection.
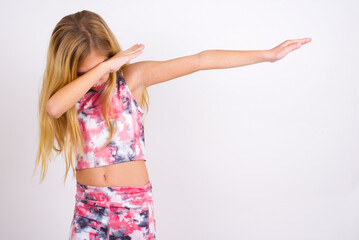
[
  {"xmin": 263, "ymin": 50, "xmax": 274, "ymax": 63},
  {"xmin": 100, "ymin": 60, "xmax": 111, "ymax": 75}
]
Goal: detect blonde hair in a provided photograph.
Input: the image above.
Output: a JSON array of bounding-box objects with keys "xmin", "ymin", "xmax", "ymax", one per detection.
[{"xmin": 33, "ymin": 10, "xmax": 149, "ymax": 185}]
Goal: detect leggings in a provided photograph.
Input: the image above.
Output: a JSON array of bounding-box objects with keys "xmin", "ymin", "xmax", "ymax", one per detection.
[{"xmin": 68, "ymin": 180, "xmax": 156, "ymax": 240}]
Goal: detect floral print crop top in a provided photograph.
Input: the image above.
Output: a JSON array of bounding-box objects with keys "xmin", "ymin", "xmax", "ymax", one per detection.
[{"xmin": 75, "ymin": 71, "xmax": 146, "ymax": 170}]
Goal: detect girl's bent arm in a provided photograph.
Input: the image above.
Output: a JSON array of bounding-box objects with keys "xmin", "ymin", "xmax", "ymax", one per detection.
[
  {"xmin": 198, "ymin": 49, "xmax": 272, "ymax": 70},
  {"xmin": 46, "ymin": 62, "xmax": 110, "ymax": 119}
]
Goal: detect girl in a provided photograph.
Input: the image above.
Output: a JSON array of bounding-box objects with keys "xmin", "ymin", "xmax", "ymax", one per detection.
[{"xmin": 34, "ymin": 9, "xmax": 311, "ymax": 240}]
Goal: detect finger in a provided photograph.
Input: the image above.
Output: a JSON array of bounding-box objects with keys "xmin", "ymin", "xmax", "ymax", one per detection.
[
  {"xmin": 135, "ymin": 44, "xmax": 145, "ymax": 50},
  {"xmin": 132, "ymin": 43, "xmax": 145, "ymax": 50},
  {"xmin": 127, "ymin": 51, "xmax": 143, "ymax": 61},
  {"xmin": 126, "ymin": 45, "xmax": 143, "ymax": 55},
  {"xmin": 128, "ymin": 45, "xmax": 145, "ymax": 55},
  {"xmin": 125, "ymin": 45, "xmax": 138, "ymax": 52},
  {"xmin": 127, "ymin": 44, "xmax": 144, "ymax": 51},
  {"xmin": 295, "ymin": 38, "xmax": 311, "ymax": 45},
  {"xmin": 131, "ymin": 48, "xmax": 144, "ymax": 57},
  {"xmin": 286, "ymin": 38, "xmax": 311, "ymax": 47},
  {"xmin": 287, "ymin": 41, "xmax": 305, "ymax": 52},
  {"xmin": 283, "ymin": 39, "xmax": 298, "ymax": 47},
  {"xmin": 132, "ymin": 43, "xmax": 143, "ymax": 48},
  {"xmin": 301, "ymin": 38, "xmax": 312, "ymax": 44},
  {"xmin": 121, "ymin": 48, "xmax": 141, "ymax": 57},
  {"xmin": 125, "ymin": 44, "xmax": 142, "ymax": 52}
]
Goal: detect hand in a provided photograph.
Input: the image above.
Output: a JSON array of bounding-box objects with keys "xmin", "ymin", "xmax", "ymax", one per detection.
[
  {"xmin": 106, "ymin": 43, "xmax": 145, "ymax": 73},
  {"xmin": 267, "ymin": 38, "xmax": 312, "ymax": 63}
]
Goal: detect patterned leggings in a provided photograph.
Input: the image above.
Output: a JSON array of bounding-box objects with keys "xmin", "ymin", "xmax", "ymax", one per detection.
[{"xmin": 68, "ymin": 180, "xmax": 156, "ymax": 240}]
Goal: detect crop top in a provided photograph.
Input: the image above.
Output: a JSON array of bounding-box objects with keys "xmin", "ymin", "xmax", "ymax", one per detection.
[{"xmin": 75, "ymin": 71, "xmax": 146, "ymax": 170}]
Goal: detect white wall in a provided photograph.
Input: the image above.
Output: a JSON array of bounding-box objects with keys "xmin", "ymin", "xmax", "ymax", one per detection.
[{"xmin": 0, "ymin": 0, "xmax": 358, "ymax": 239}]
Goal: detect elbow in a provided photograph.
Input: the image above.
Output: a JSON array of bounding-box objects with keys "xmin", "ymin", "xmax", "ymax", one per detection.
[
  {"xmin": 46, "ymin": 100, "xmax": 61, "ymax": 119},
  {"xmin": 197, "ymin": 50, "xmax": 208, "ymax": 71}
]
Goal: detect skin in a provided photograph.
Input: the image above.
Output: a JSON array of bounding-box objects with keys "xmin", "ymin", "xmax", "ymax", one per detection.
[
  {"xmin": 76, "ymin": 51, "xmax": 110, "ymax": 89},
  {"xmin": 68, "ymin": 38, "xmax": 312, "ymax": 187},
  {"xmin": 75, "ymin": 48, "xmax": 150, "ymax": 187}
]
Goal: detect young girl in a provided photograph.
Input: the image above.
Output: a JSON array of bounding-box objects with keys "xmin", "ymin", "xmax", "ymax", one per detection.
[{"xmin": 34, "ymin": 9, "xmax": 311, "ymax": 240}]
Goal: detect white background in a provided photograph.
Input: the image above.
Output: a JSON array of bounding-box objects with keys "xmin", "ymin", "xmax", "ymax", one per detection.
[{"xmin": 0, "ymin": 0, "xmax": 358, "ymax": 239}]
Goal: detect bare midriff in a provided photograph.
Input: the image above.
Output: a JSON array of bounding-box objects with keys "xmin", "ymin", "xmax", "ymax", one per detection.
[{"xmin": 75, "ymin": 160, "xmax": 149, "ymax": 187}]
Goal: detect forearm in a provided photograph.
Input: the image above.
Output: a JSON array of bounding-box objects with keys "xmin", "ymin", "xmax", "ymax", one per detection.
[
  {"xmin": 46, "ymin": 61, "xmax": 110, "ymax": 119},
  {"xmin": 198, "ymin": 49, "xmax": 272, "ymax": 70}
]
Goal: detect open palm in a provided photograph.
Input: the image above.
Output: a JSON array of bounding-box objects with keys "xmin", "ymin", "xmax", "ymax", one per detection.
[
  {"xmin": 107, "ymin": 44, "xmax": 145, "ymax": 73},
  {"xmin": 268, "ymin": 38, "xmax": 312, "ymax": 62}
]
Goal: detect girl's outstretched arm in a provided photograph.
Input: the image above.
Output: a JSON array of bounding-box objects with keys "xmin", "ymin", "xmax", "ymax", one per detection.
[
  {"xmin": 132, "ymin": 38, "xmax": 311, "ymax": 88},
  {"xmin": 199, "ymin": 38, "xmax": 311, "ymax": 70}
]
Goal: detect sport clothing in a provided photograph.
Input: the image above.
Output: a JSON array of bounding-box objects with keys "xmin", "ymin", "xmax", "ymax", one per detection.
[
  {"xmin": 75, "ymin": 71, "xmax": 146, "ymax": 170},
  {"xmin": 69, "ymin": 181, "xmax": 156, "ymax": 239}
]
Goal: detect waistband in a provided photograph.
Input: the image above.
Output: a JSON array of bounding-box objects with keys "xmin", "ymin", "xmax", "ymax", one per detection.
[{"xmin": 75, "ymin": 181, "xmax": 152, "ymax": 207}]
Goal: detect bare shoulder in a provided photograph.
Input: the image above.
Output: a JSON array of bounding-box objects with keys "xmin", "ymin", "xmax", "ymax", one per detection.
[
  {"xmin": 122, "ymin": 53, "xmax": 201, "ymax": 89},
  {"xmin": 121, "ymin": 62, "xmax": 147, "ymax": 106},
  {"xmin": 122, "ymin": 62, "xmax": 147, "ymax": 91}
]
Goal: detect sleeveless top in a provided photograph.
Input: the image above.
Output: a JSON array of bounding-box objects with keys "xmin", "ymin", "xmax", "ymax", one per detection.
[{"xmin": 75, "ymin": 71, "xmax": 146, "ymax": 170}]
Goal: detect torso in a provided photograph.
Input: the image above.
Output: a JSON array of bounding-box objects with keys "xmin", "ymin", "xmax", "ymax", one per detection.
[{"xmin": 76, "ymin": 65, "xmax": 149, "ymax": 187}]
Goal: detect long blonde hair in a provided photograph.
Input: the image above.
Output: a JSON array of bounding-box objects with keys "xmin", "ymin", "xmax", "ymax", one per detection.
[{"xmin": 33, "ymin": 10, "xmax": 149, "ymax": 185}]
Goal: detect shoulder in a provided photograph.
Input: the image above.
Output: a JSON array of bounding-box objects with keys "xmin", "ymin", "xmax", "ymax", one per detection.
[{"xmin": 121, "ymin": 62, "xmax": 147, "ymax": 90}]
